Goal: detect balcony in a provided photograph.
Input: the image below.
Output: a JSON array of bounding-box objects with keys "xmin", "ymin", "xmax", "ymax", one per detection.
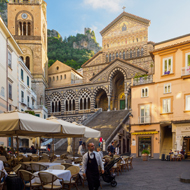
[
  {"xmin": 133, "ymin": 75, "xmax": 153, "ymax": 86},
  {"xmin": 21, "ymin": 98, "xmax": 27, "ymax": 105},
  {"xmin": 181, "ymin": 66, "xmax": 190, "ymax": 78},
  {"xmin": 139, "ymin": 116, "xmax": 151, "ymax": 124}
]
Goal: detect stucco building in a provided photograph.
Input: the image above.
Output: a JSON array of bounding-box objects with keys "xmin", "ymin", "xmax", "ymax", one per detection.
[{"xmin": 130, "ymin": 34, "xmax": 190, "ymax": 158}]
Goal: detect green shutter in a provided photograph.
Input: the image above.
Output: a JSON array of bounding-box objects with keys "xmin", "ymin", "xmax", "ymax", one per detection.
[{"xmin": 188, "ymin": 54, "xmax": 190, "ymax": 66}]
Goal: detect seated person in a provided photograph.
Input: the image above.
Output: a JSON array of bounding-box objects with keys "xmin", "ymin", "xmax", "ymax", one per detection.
[
  {"xmin": 179, "ymin": 149, "xmax": 184, "ymax": 159},
  {"xmin": 0, "ymin": 160, "xmax": 7, "ymax": 182},
  {"xmin": 169, "ymin": 149, "xmax": 173, "ymax": 155}
]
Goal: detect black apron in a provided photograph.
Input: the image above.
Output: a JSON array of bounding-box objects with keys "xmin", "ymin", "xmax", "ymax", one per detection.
[{"xmin": 86, "ymin": 152, "xmax": 100, "ymax": 190}]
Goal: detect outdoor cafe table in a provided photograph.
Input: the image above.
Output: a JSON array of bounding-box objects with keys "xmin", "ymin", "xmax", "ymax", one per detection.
[
  {"xmin": 23, "ymin": 162, "xmax": 61, "ymax": 168},
  {"xmin": 32, "ymin": 169, "xmax": 71, "ymax": 186}
]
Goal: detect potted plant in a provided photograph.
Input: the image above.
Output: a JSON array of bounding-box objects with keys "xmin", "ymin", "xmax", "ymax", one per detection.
[{"xmin": 141, "ymin": 149, "xmax": 150, "ymax": 161}]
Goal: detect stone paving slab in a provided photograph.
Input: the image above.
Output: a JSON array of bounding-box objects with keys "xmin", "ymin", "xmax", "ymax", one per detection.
[{"xmin": 80, "ymin": 158, "xmax": 190, "ymax": 190}]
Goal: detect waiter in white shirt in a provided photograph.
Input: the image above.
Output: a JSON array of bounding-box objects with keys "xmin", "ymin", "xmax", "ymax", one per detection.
[{"xmin": 82, "ymin": 142, "xmax": 104, "ymax": 190}]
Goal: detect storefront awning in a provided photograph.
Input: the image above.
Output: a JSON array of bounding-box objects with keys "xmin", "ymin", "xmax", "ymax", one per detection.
[{"xmin": 132, "ymin": 131, "xmax": 158, "ymax": 135}]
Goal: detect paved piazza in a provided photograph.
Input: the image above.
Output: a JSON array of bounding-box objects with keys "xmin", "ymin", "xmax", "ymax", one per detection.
[{"xmin": 81, "ymin": 158, "xmax": 190, "ymax": 190}]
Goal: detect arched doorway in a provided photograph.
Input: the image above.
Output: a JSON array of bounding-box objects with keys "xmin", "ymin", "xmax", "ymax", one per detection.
[
  {"xmin": 95, "ymin": 89, "xmax": 108, "ymax": 111},
  {"xmin": 110, "ymin": 70, "xmax": 125, "ymax": 110}
]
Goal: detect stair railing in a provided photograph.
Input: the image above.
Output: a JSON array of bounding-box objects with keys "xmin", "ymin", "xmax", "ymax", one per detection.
[
  {"xmin": 41, "ymin": 138, "xmax": 52, "ymax": 146},
  {"xmin": 82, "ymin": 108, "xmax": 102, "ymax": 125},
  {"xmin": 105, "ymin": 111, "xmax": 130, "ymax": 148},
  {"xmin": 54, "ymin": 138, "xmax": 67, "ymax": 150}
]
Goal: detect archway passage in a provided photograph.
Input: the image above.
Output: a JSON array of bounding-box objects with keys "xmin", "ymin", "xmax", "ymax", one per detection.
[
  {"xmin": 95, "ymin": 89, "xmax": 108, "ymax": 111},
  {"xmin": 111, "ymin": 70, "xmax": 125, "ymax": 110}
]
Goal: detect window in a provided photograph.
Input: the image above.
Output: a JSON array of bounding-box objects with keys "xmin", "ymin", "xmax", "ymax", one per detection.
[
  {"xmin": 53, "ymin": 76, "xmax": 55, "ymax": 81},
  {"xmin": 27, "ymin": 76, "xmax": 29, "ymax": 87},
  {"xmin": 106, "ymin": 54, "xmax": 108, "ymax": 62},
  {"xmin": 8, "ymin": 84, "xmax": 12, "ymax": 100},
  {"xmin": 186, "ymin": 52, "xmax": 190, "ymax": 67},
  {"xmin": 137, "ymin": 49, "xmax": 140, "ymax": 57},
  {"xmin": 186, "ymin": 95, "xmax": 190, "ymax": 110},
  {"xmin": 57, "ymin": 76, "xmax": 59, "ymax": 80},
  {"xmin": 163, "ymin": 57, "xmax": 172, "ymax": 75},
  {"xmin": 26, "ymin": 56, "xmax": 30, "ymax": 70},
  {"xmin": 64, "ymin": 74, "xmax": 66, "ymax": 79},
  {"xmin": 119, "ymin": 52, "xmax": 122, "ymax": 58},
  {"xmin": 8, "ymin": 51, "xmax": 12, "ymax": 68},
  {"xmin": 122, "ymin": 24, "xmax": 127, "ymax": 31},
  {"xmin": 21, "ymin": 69, "xmax": 24, "ymax": 81},
  {"xmin": 27, "ymin": 96, "xmax": 30, "ymax": 107},
  {"xmin": 141, "ymin": 48, "xmax": 144, "ymax": 56},
  {"xmin": 116, "ymin": 52, "xmax": 118, "ymax": 58},
  {"xmin": 9, "ymin": 105, "xmax": 11, "ymax": 111},
  {"xmin": 35, "ymin": 114, "xmax": 40, "ymax": 117},
  {"xmin": 141, "ymin": 88, "xmax": 148, "ymax": 97},
  {"xmin": 49, "ymin": 77, "xmax": 51, "ymax": 82},
  {"xmin": 57, "ymin": 67, "xmax": 59, "ymax": 70},
  {"xmin": 44, "ymin": 115, "xmax": 46, "ymax": 119},
  {"xmin": 123, "ymin": 51, "xmax": 125, "ymax": 59},
  {"xmin": 60, "ymin": 75, "xmax": 62, "ymax": 80},
  {"xmin": 163, "ymin": 98, "xmax": 171, "ymax": 113},
  {"xmin": 28, "ymin": 22, "xmax": 31, "ymax": 36},
  {"xmin": 112, "ymin": 53, "xmax": 115, "ymax": 60},
  {"xmin": 1, "ymin": 87, "xmax": 5, "ymax": 97},
  {"xmin": 109, "ymin": 54, "xmax": 111, "ymax": 62},
  {"xmin": 140, "ymin": 105, "xmax": 150, "ymax": 123},
  {"xmin": 164, "ymin": 83, "xmax": 171, "ymax": 93}
]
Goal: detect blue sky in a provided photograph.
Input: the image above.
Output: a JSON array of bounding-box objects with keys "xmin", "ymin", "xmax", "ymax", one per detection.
[{"xmin": 45, "ymin": 0, "xmax": 190, "ymax": 46}]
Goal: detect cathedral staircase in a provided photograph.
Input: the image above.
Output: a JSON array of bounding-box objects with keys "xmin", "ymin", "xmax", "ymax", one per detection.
[{"xmin": 55, "ymin": 110, "xmax": 130, "ymax": 154}]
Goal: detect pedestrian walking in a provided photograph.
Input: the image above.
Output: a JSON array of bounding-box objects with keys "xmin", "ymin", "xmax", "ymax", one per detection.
[{"xmin": 82, "ymin": 142, "xmax": 104, "ymax": 190}]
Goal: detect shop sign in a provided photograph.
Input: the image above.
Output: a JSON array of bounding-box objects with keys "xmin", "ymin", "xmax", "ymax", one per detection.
[{"xmin": 132, "ymin": 140, "xmax": 136, "ymax": 146}]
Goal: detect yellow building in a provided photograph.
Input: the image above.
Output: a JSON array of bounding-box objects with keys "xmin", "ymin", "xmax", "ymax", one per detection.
[
  {"xmin": 7, "ymin": 0, "xmax": 48, "ymax": 106},
  {"xmin": 131, "ymin": 34, "xmax": 190, "ymax": 158}
]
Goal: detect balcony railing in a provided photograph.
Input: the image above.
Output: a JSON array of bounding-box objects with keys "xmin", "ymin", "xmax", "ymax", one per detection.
[
  {"xmin": 139, "ymin": 116, "xmax": 151, "ymax": 124},
  {"xmin": 181, "ymin": 66, "xmax": 190, "ymax": 76},
  {"xmin": 133, "ymin": 75, "xmax": 153, "ymax": 86}
]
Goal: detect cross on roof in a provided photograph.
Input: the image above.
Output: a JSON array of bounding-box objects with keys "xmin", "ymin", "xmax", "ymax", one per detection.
[{"xmin": 122, "ymin": 6, "xmax": 126, "ymax": 12}]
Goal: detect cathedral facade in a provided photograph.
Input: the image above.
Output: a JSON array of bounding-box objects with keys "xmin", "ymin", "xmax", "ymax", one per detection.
[{"xmin": 46, "ymin": 11, "xmax": 154, "ymax": 123}]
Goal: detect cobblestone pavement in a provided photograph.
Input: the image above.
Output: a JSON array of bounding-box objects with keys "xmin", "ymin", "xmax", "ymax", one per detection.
[{"xmin": 80, "ymin": 158, "xmax": 190, "ymax": 190}]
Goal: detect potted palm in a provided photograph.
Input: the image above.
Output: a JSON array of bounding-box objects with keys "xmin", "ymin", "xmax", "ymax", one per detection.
[{"xmin": 141, "ymin": 150, "xmax": 150, "ymax": 161}]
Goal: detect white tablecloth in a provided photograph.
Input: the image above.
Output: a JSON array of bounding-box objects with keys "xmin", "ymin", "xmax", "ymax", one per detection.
[
  {"xmin": 32, "ymin": 169, "xmax": 71, "ymax": 186},
  {"xmin": 23, "ymin": 162, "xmax": 61, "ymax": 168}
]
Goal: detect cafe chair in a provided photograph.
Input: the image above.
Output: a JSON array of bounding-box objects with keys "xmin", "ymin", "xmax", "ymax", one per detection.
[
  {"xmin": 123, "ymin": 158, "xmax": 129, "ymax": 171},
  {"xmin": 53, "ymin": 158, "xmax": 66, "ymax": 164},
  {"xmin": 30, "ymin": 163, "xmax": 47, "ymax": 173},
  {"xmin": 128, "ymin": 157, "xmax": 133, "ymax": 169},
  {"xmin": 38, "ymin": 172, "xmax": 64, "ymax": 190},
  {"xmin": 0, "ymin": 170, "xmax": 5, "ymax": 190},
  {"xmin": 12, "ymin": 164, "xmax": 22, "ymax": 174},
  {"xmin": 22, "ymin": 155, "xmax": 31, "ymax": 162},
  {"xmin": 63, "ymin": 166, "xmax": 80, "ymax": 190},
  {"xmin": 20, "ymin": 170, "xmax": 41, "ymax": 190},
  {"xmin": 48, "ymin": 165, "xmax": 65, "ymax": 170},
  {"xmin": 61, "ymin": 163, "xmax": 73, "ymax": 170}
]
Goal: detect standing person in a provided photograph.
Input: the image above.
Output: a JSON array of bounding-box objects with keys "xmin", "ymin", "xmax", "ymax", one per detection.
[
  {"xmin": 78, "ymin": 142, "xmax": 86, "ymax": 156},
  {"xmin": 97, "ymin": 148, "xmax": 103, "ymax": 159},
  {"xmin": 79, "ymin": 139, "xmax": 83, "ymax": 146},
  {"xmin": 82, "ymin": 143, "xmax": 104, "ymax": 190},
  {"xmin": 110, "ymin": 142, "xmax": 115, "ymax": 154},
  {"xmin": 47, "ymin": 144, "xmax": 51, "ymax": 152},
  {"xmin": 115, "ymin": 144, "xmax": 120, "ymax": 155}
]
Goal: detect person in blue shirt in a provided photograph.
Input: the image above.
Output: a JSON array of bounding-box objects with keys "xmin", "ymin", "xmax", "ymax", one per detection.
[
  {"xmin": 79, "ymin": 139, "xmax": 82, "ymax": 146},
  {"xmin": 110, "ymin": 142, "xmax": 115, "ymax": 154}
]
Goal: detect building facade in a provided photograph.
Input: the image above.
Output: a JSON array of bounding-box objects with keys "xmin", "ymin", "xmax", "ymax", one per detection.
[
  {"xmin": 130, "ymin": 34, "xmax": 190, "ymax": 158},
  {"xmin": 46, "ymin": 11, "xmax": 154, "ymax": 123},
  {"xmin": 0, "ymin": 17, "xmax": 22, "ymax": 147}
]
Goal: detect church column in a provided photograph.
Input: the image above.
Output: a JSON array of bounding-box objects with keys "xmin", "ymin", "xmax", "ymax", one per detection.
[
  {"xmin": 86, "ymin": 99, "xmax": 88, "ymax": 110},
  {"xmin": 71, "ymin": 100, "xmax": 73, "ymax": 111},
  {"xmin": 26, "ymin": 23, "xmax": 28, "ymax": 36},
  {"xmin": 82, "ymin": 98, "xmax": 84, "ymax": 110},
  {"xmin": 125, "ymin": 93, "xmax": 128, "ymax": 110},
  {"xmin": 107, "ymin": 95, "xmax": 111, "ymax": 112}
]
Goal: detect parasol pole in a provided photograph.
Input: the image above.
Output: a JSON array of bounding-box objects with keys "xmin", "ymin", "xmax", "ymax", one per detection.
[
  {"xmin": 73, "ymin": 137, "xmax": 75, "ymax": 158},
  {"xmin": 16, "ymin": 135, "xmax": 19, "ymax": 160}
]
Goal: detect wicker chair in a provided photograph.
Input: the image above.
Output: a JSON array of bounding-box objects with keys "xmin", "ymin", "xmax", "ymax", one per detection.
[
  {"xmin": 53, "ymin": 158, "xmax": 66, "ymax": 164},
  {"xmin": 30, "ymin": 163, "xmax": 47, "ymax": 173},
  {"xmin": 40, "ymin": 159, "xmax": 50, "ymax": 163},
  {"xmin": 12, "ymin": 164, "xmax": 22, "ymax": 174},
  {"xmin": 31, "ymin": 156, "xmax": 40, "ymax": 162},
  {"xmin": 20, "ymin": 163, "xmax": 30, "ymax": 170},
  {"xmin": 20, "ymin": 170, "xmax": 41, "ymax": 190},
  {"xmin": 123, "ymin": 158, "xmax": 129, "ymax": 171},
  {"xmin": 63, "ymin": 166, "xmax": 80, "ymax": 190},
  {"xmin": 0, "ymin": 170, "xmax": 5, "ymax": 190},
  {"xmin": 48, "ymin": 165, "xmax": 65, "ymax": 170},
  {"xmin": 22, "ymin": 156, "xmax": 31, "ymax": 162},
  {"xmin": 60, "ymin": 154, "xmax": 68, "ymax": 160},
  {"xmin": 65, "ymin": 159, "xmax": 72, "ymax": 164},
  {"xmin": 74, "ymin": 158, "xmax": 82, "ymax": 164},
  {"xmin": 38, "ymin": 172, "xmax": 64, "ymax": 190},
  {"xmin": 128, "ymin": 157, "xmax": 133, "ymax": 169},
  {"xmin": 61, "ymin": 163, "xmax": 73, "ymax": 170}
]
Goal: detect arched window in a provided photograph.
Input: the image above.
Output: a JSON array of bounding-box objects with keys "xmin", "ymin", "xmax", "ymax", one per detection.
[
  {"xmin": 64, "ymin": 74, "xmax": 66, "ymax": 79},
  {"xmin": 69, "ymin": 100, "xmax": 71, "ymax": 111},
  {"xmin": 26, "ymin": 56, "xmax": 30, "ymax": 70},
  {"xmin": 20, "ymin": 56, "xmax": 24, "ymax": 61},
  {"xmin": 55, "ymin": 102, "xmax": 57, "ymax": 112},
  {"xmin": 141, "ymin": 47, "xmax": 144, "ymax": 56},
  {"xmin": 19, "ymin": 22, "xmax": 22, "ymax": 36},
  {"xmin": 73, "ymin": 100, "xmax": 75, "ymax": 110},
  {"xmin": 122, "ymin": 24, "xmax": 127, "ymax": 31},
  {"xmin": 28, "ymin": 22, "xmax": 31, "ymax": 36},
  {"xmin": 84, "ymin": 98, "xmax": 86, "ymax": 109},
  {"xmin": 106, "ymin": 54, "xmax": 108, "ymax": 62},
  {"xmin": 57, "ymin": 76, "xmax": 58, "ymax": 80},
  {"xmin": 137, "ymin": 49, "xmax": 140, "ymax": 57},
  {"xmin": 123, "ymin": 51, "xmax": 125, "ymax": 59},
  {"xmin": 66, "ymin": 100, "xmax": 68, "ymax": 111},
  {"xmin": 53, "ymin": 76, "xmax": 55, "ymax": 81},
  {"xmin": 58, "ymin": 101, "xmax": 61, "ymax": 112},
  {"xmin": 112, "ymin": 53, "xmax": 115, "ymax": 60},
  {"xmin": 52, "ymin": 102, "xmax": 54, "ymax": 113},
  {"xmin": 116, "ymin": 52, "xmax": 118, "ymax": 58},
  {"xmin": 130, "ymin": 50, "xmax": 132, "ymax": 58},
  {"xmin": 49, "ymin": 77, "xmax": 51, "ymax": 82},
  {"xmin": 60, "ymin": 75, "xmax": 62, "ymax": 80},
  {"xmin": 134, "ymin": 49, "xmax": 136, "ymax": 57},
  {"xmin": 80, "ymin": 99, "xmax": 82, "ymax": 110},
  {"xmin": 109, "ymin": 54, "xmax": 111, "ymax": 62},
  {"xmin": 119, "ymin": 52, "xmax": 122, "ymax": 58},
  {"xmin": 23, "ymin": 22, "xmax": 26, "ymax": 36},
  {"xmin": 88, "ymin": 98, "xmax": 90, "ymax": 109}
]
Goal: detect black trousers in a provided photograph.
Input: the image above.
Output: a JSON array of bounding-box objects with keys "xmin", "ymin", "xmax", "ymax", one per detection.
[{"xmin": 86, "ymin": 172, "xmax": 100, "ymax": 190}]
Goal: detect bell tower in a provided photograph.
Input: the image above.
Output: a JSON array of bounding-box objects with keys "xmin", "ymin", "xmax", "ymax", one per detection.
[{"xmin": 7, "ymin": 0, "xmax": 48, "ymax": 106}]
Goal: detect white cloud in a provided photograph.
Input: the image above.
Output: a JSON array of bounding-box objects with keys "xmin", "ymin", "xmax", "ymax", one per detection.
[{"xmin": 83, "ymin": 0, "xmax": 125, "ymax": 12}]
